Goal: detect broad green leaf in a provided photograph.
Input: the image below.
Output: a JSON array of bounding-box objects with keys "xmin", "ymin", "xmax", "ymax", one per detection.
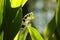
[
  {"xmin": 14, "ymin": 31, "xmax": 20, "ymax": 40},
  {"xmin": 0, "ymin": 0, "xmax": 4, "ymax": 26},
  {"xmin": 0, "ymin": 30, "xmax": 4, "ymax": 40},
  {"xmin": 56, "ymin": 0, "xmax": 60, "ymax": 37},
  {"xmin": 13, "ymin": 7, "xmax": 22, "ymax": 28},
  {"xmin": 27, "ymin": 26, "xmax": 43, "ymax": 40},
  {"xmin": 14, "ymin": 28, "xmax": 28, "ymax": 40},
  {"xmin": 44, "ymin": 17, "xmax": 56, "ymax": 40},
  {"xmin": 19, "ymin": 28, "xmax": 28, "ymax": 40},
  {"xmin": 12, "ymin": 7, "xmax": 22, "ymax": 39},
  {"xmin": 10, "ymin": 0, "xmax": 27, "ymax": 8},
  {"xmin": 10, "ymin": 0, "xmax": 22, "ymax": 8},
  {"xmin": 3, "ymin": 5, "xmax": 22, "ymax": 40},
  {"xmin": 21, "ymin": 0, "xmax": 27, "ymax": 7}
]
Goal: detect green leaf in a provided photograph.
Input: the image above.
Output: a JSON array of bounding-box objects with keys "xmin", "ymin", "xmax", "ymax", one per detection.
[
  {"xmin": 2, "ymin": 0, "xmax": 22, "ymax": 39},
  {"xmin": 14, "ymin": 31, "xmax": 20, "ymax": 40},
  {"xmin": 0, "ymin": 0, "xmax": 4, "ymax": 26},
  {"xmin": 12, "ymin": 7, "xmax": 22, "ymax": 39},
  {"xmin": 27, "ymin": 26, "xmax": 43, "ymax": 40},
  {"xmin": 0, "ymin": 30, "xmax": 4, "ymax": 40},
  {"xmin": 13, "ymin": 7, "xmax": 22, "ymax": 26},
  {"xmin": 19, "ymin": 28, "xmax": 28, "ymax": 40},
  {"xmin": 44, "ymin": 16, "xmax": 56, "ymax": 40},
  {"xmin": 10, "ymin": 0, "xmax": 27, "ymax": 8},
  {"xmin": 56, "ymin": 0, "xmax": 60, "ymax": 37},
  {"xmin": 21, "ymin": 0, "xmax": 27, "ymax": 7},
  {"xmin": 14, "ymin": 27, "xmax": 28, "ymax": 40},
  {"xmin": 3, "ymin": 5, "xmax": 22, "ymax": 40}
]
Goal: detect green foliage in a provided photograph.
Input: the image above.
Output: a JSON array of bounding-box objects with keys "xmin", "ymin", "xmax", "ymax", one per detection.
[
  {"xmin": 0, "ymin": 0, "xmax": 60, "ymax": 40},
  {"xmin": 0, "ymin": 0, "xmax": 24, "ymax": 40},
  {"xmin": 0, "ymin": 0, "xmax": 4, "ymax": 26},
  {"xmin": 0, "ymin": 31, "xmax": 4, "ymax": 40},
  {"xmin": 19, "ymin": 28, "xmax": 28, "ymax": 40},
  {"xmin": 44, "ymin": 0, "xmax": 60, "ymax": 40},
  {"xmin": 0, "ymin": 0, "xmax": 4, "ymax": 40},
  {"xmin": 44, "ymin": 16, "xmax": 56, "ymax": 40},
  {"xmin": 14, "ymin": 27, "xmax": 28, "ymax": 40},
  {"xmin": 27, "ymin": 26, "xmax": 43, "ymax": 40},
  {"xmin": 56, "ymin": 0, "xmax": 60, "ymax": 37},
  {"xmin": 10, "ymin": 0, "xmax": 27, "ymax": 8}
]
